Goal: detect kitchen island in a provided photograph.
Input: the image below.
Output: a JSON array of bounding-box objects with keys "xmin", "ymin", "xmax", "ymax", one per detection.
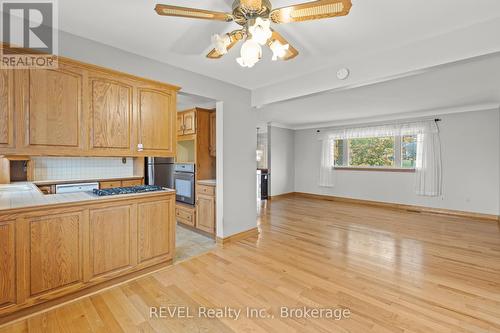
[{"xmin": 0, "ymin": 183, "xmax": 176, "ymax": 322}]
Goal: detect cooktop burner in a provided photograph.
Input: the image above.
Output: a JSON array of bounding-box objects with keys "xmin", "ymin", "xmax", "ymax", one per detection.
[{"xmin": 93, "ymin": 185, "xmax": 164, "ymax": 196}]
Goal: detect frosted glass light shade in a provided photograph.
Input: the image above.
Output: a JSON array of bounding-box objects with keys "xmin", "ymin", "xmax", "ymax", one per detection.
[
  {"xmin": 236, "ymin": 39, "xmax": 262, "ymax": 68},
  {"xmin": 248, "ymin": 17, "xmax": 272, "ymax": 45},
  {"xmin": 270, "ymin": 40, "xmax": 289, "ymax": 60}
]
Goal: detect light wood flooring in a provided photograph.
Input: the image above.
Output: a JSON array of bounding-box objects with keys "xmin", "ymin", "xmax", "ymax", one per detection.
[{"xmin": 2, "ymin": 195, "xmax": 500, "ymax": 332}]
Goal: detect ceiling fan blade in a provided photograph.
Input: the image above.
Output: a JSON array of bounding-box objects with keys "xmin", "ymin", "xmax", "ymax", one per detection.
[
  {"xmin": 155, "ymin": 4, "xmax": 233, "ymax": 22},
  {"xmin": 268, "ymin": 30, "xmax": 298, "ymax": 60},
  {"xmin": 240, "ymin": 0, "xmax": 262, "ymax": 12},
  {"xmin": 270, "ymin": 0, "xmax": 351, "ymax": 24},
  {"xmin": 207, "ymin": 30, "xmax": 244, "ymax": 59}
]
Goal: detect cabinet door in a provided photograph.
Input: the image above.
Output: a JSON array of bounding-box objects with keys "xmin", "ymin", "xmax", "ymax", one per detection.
[
  {"xmin": 27, "ymin": 211, "xmax": 84, "ymax": 298},
  {"xmin": 88, "ymin": 205, "xmax": 135, "ymax": 280},
  {"xmin": 0, "ymin": 221, "xmax": 16, "ymax": 310},
  {"xmin": 137, "ymin": 88, "xmax": 175, "ymax": 156},
  {"xmin": 0, "ymin": 70, "xmax": 14, "ymax": 148},
  {"xmin": 196, "ymin": 194, "xmax": 215, "ymax": 234},
  {"xmin": 90, "ymin": 77, "xmax": 132, "ymax": 152},
  {"xmin": 176, "ymin": 205, "xmax": 195, "ymax": 227},
  {"xmin": 121, "ymin": 179, "xmax": 142, "ymax": 187},
  {"xmin": 177, "ymin": 113, "xmax": 184, "ymax": 136},
  {"xmin": 99, "ymin": 180, "xmax": 122, "ymax": 189},
  {"xmin": 24, "ymin": 64, "xmax": 83, "ymax": 150},
  {"xmin": 138, "ymin": 198, "xmax": 174, "ymax": 264},
  {"xmin": 209, "ymin": 112, "xmax": 216, "ymax": 157},
  {"xmin": 182, "ymin": 110, "xmax": 196, "ymax": 135}
]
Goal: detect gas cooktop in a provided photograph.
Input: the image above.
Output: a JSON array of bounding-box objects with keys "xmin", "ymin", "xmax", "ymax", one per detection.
[{"xmin": 93, "ymin": 185, "xmax": 164, "ymax": 196}]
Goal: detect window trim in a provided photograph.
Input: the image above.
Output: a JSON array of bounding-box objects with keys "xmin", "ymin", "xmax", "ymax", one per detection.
[
  {"xmin": 333, "ymin": 166, "xmax": 415, "ymax": 173},
  {"xmin": 334, "ymin": 135, "xmax": 417, "ymax": 171}
]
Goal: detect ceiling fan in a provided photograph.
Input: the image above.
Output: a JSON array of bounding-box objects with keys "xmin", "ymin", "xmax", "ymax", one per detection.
[{"xmin": 154, "ymin": 0, "xmax": 352, "ymax": 68}]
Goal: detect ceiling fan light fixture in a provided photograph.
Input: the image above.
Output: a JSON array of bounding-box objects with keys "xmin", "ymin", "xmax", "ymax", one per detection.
[
  {"xmin": 270, "ymin": 40, "xmax": 289, "ymax": 60},
  {"xmin": 248, "ymin": 17, "xmax": 272, "ymax": 45},
  {"xmin": 236, "ymin": 38, "xmax": 262, "ymax": 68},
  {"xmin": 211, "ymin": 33, "xmax": 231, "ymax": 55}
]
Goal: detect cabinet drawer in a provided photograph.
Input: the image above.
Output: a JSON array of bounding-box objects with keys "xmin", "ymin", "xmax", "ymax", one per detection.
[
  {"xmin": 176, "ymin": 206, "xmax": 195, "ymax": 227},
  {"xmin": 196, "ymin": 184, "xmax": 215, "ymax": 196},
  {"xmin": 121, "ymin": 179, "xmax": 142, "ymax": 187},
  {"xmin": 100, "ymin": 180, "xmax": 122, "ymax": 189}
]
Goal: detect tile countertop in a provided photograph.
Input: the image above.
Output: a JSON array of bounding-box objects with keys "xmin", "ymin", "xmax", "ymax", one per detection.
[
  {"xmin": 0, "ymin": 182, "xmax": 175, "ymax": 214},
  {"xmin": 197, "ymin": 179, "xmax": 216, "ymax": 186}
]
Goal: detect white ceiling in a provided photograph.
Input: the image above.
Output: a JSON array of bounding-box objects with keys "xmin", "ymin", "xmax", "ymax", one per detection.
[
  {"xmin": 57, "ymin": 0, "xmax": 500, "ymax": 89},
  {"xmin": 257, "ymin": 54, "xmax": 500, "ymax": 128}
]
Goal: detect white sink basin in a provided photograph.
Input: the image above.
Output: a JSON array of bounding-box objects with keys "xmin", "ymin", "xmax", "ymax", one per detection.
[{"xmin": 0, "ymin": 184, "xmax": 32, "ymax": 192}]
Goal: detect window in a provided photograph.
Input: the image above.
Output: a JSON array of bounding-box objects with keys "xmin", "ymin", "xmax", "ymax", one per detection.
[{"xmin": 334, "ymin": 135, "xmax": 417, "ymax": 169}]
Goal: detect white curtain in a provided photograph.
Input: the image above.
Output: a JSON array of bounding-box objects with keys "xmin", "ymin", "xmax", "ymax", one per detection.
[
  {"xmin": 415, "ymin": 131, "xmax": 442, "ymax": 196},
  {"xmin": 323, "ymin": 121, "xmax": 438, "ymax": 139},
  {"xmin": 318, "ymin": 120, "xmax": 442, "ymax": 196},
  {"xmin": 319, "ymin": 137, "xmax": 335, "ymax": 187}
]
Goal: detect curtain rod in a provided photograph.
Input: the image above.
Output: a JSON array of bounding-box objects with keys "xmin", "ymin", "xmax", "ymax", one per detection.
[{"xmin": 316, "ymin": 118, "xmax": 441, "ymax": 133}]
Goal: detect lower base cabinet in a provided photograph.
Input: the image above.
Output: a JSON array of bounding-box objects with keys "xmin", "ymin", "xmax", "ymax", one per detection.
[
  {"xmin": 196, "ymin": 194, "xmax": 215, "ymax": 234},
  {"xmin": 138, "ymin": 199, "xmax": 174, "ymax": 264},
  {"xmin": 0, "ymin": 192, "xmax": 175, "ymax": 320},
  {"xmin": 0, "ymin": 221, "xmax": 16, "ymax": 311},
  {"xmin": 27, "ymin": 211, "xmax": 85, "ymax": 299},
  {"xmin": 176, "ymin": 203, "xmax": 195, "ymax": 227},
  {"xmin": 88, "ymin": 205, "xmax": 135, "ymax": 281},
  {"xmin": 196, "ymin": 185, "xmax": 216, "ymax": 234}
]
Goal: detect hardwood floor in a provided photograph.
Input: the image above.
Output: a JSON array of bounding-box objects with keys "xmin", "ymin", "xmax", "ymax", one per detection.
[{"xmin": 2, "ymin": 195, "xmax": 500, "ymax": 332}]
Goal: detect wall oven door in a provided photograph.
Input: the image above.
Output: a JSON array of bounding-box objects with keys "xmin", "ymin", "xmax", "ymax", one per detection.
[{"xmin": 174, "ymin": 172, "xmax": 195, "ymax": 205}]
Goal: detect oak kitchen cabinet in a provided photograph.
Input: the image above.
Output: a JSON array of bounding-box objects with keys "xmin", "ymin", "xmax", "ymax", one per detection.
[
  {"xmin": 137, "ymin": 87, "xmax": 176, "ymax": 155},
  {"xmin": 19, "ymin": 64, "xmax": 85, "ymax": 154},
  {"xmin": 0, "ymin": 191, "xmax": 175, "ymax": 319},
  {"xmin": 0, "ymin": 221, "xmax": 16, "ymax": 311},
  {"xmin": 0, "ymin": 69, "xmax": 14, "ymax": 149},
  {"xmin": 89, "ymin": 72, "xmax": 133, "ymax": 155},
  {"xmin": 209, "ymin": 112, "xmax": 216, "ymax": 157},
  {"xmin": 177, "ymin": 109, "xmax": 196, "ymax": 136},
  {"xmin": 196, "ymin": 184, "xmax": 216, "ymax": 234},
  {"xmin": 0, "ymin": 54, "xmax": 179, "ymax": 157}
]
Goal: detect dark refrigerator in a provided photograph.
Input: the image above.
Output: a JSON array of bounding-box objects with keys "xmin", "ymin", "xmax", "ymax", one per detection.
[{"xmin": 145, "ymin": 157, "xmax": 175, "ymax": 189}]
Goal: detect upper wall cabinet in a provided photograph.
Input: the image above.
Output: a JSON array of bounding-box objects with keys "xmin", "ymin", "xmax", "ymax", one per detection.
[
  {"xmin": 23, "ymin": 64, "xmax": 84, "ymax": 152},
  {"xmin": 0, "ymin": 56, "xmax": 179, "ymax": 157},
  {"xmin": 209, "ymin": 112, "xmax": 216, "ymax": 157},
  {"xmin": 177, "ymin": 109, "xmax": 196, "ymax": 136},
  {"xmin": 89, "ymin": 74, "xmax": 133, "ymax": 154},
  {"xmin": 0, "ymin": 70, "xmax": 14, "ymax": 148},
  {"xmin": 137, "ymin": 87, "xmax": 176, "ymax": 156}
]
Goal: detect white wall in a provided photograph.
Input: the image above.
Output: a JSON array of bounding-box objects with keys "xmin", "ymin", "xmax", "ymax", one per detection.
[
  {"xmin": 58, "ymin": 31, "xmax": 257, "ymax": 237},
  {"xmin": 269, "ymin": 126, "xmax": 295, "ymax": 196},
  {"xmin": 294, "ymin": 109, "xmax": 500, "ymax": 215}
]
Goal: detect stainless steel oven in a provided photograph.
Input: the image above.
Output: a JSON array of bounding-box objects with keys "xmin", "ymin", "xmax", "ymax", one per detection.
[{"xmin": 174, "ymin": 163, "xmax": 195, "ymax": 205}]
